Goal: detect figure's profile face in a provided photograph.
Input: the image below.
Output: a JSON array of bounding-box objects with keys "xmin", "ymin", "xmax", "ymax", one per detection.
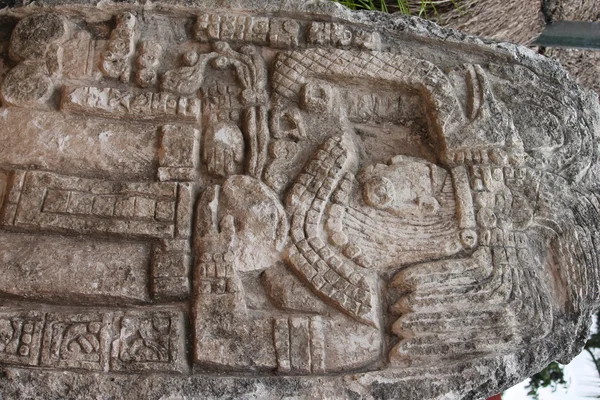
[{"xmin": 359, "ymin": 156, "xmax": 441, "ymax": 217}]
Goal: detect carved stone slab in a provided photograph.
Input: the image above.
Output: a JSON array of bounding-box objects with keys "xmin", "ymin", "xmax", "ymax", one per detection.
[{"xmin": 0, "ymin": 1, "xmax": 599, "ymax": 399}]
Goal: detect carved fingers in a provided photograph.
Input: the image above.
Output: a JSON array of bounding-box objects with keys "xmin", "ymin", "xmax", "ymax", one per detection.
[
  {"xmin": 390, "ymin": 320, "xmax": 515, "ymax": 365},
  {"xmin": 197, "ymin": 216, "xmax": 237, "ymax": 264},
  {"xmin": 390, "ymin": 301, "xmax": 517, "ymax": 366},
  {"xmin": 206, "ymin": 145, "xmax": 243, "ymax": 178},
  {"xmin": 391, "ymin": 254, "xmax": 489, "ymax": 293},
  {"xmin": 388, "ymin": 248, "xmax": 519, "ymax": 366},
  {"xmin": 203, "ymin": 121, "xmax": 245, "ymax": 178}
]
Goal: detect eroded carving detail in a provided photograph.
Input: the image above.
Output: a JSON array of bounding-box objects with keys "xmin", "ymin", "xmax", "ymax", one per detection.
[
  {"xmin": 158, "ymin": 125, "xmax": 201, "ymax": 181},
  {"xmin": 100, "ymin": 12, "xmax": 137, "ymax": 83},
  {"xmin": 135, "ymin": 41, "xmax": 163, "ymax": 88},
  {"xmin": 4, "ymin": 170, "xmax": 179, "ymax": 238},
  {"xmin": 62, "ymin": 86, "xmax": 201, "ymax": 122},
  {"xmin": 0, "ymin": 312, "xmax": 44, "ymax": 366},
  {"xmin": 111, "ymin": 311, "xmax": 186, "ymax": 373},
  {"xmin": 41, "ymin": 313, "xmax": 112, "ymax": 371}
]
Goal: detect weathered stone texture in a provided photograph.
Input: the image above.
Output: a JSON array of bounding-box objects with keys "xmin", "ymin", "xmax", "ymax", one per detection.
[
  {"xmin": 439, "ymin": 0, "xmax": 600, "ymax": 97},
  {"xmin": 439, "ymin": 0, "xmax": 545, "ymax": 45},
  {"xmin": 0, "ymin": 1, "xmax": 599, "ymax": 399}
]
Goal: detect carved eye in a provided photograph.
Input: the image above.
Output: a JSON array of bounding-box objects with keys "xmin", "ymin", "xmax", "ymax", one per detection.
[
  {"xmin": 300, "ymin": 82, "xmax": 332, "ymax": 113},
  {"xmin": 213, "ymin": 56, "xmax": 229, "ymax": 69},
  {"xmin": 239, "ymin": 45, "xmax": 254, "ymax": 55},
  {"xmin": 363, "ymin": 176, "xmax": 395, "ymax": 209},
  {"xmin": 182, "ymin": 51, "xmax": 198, "ymax": 67}
]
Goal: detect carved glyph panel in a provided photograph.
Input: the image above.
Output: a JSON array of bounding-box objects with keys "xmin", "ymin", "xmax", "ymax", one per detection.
[{"xmin": 0, "ymin": 2, "xmax": 599, "ymax": 399}]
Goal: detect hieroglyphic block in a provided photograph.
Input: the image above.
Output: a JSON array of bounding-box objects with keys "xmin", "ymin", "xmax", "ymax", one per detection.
[
  {"xmin": 269, "ymin": 18, "xmax": 300, "ymax": 48},
  {"xmin": 61, "ymin": 86, "xmax": 201, "ymax": 122},
  {"xmin": 40, "ymin": 313, "xmax": 112, "ymax": 371},
  {"xmin": 192, "ymin": 13, "xmax": 375, "ymax": 50},
  {"xmin": 110, "ymin": 311, "xmax": 186, "ymax": 373},
  {"xmin": 5, "ymin": 170, "xmax": 178, "ymax": 239},
  {"xmin": 158, "ymin": 125, "xmax": 201, "ymax": 182},
  {"xmin": 151, "ymin": 239, "xmax": 191, "ymax": 301},
  {"xmin": 0, "ymin": 310, "xmax": 185, "ymax": 373},
  {"xmin": 194, "ymin": 13, "xmax": 270, "ymax": 45},
  {"xmin": 306, "ymin": 22, "xmax": 379, "ymax": 49},
  {"xmin": 0, "ymin": 311, "xmax": 45, "ymax": 366}
]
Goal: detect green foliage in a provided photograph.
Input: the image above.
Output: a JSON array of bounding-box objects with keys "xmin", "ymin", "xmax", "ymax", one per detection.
[
  {"xmin": 525, "ymin": 361, "xmax": 568, "ymax": 400},
  {"xmin": 331, "ymin": 0, "xmax": 462, "ymax": 19},
  {"xmin": 584, "ymin": 313, "xmax": 600, "ymax": 398},
  {"xmin": 525, "ymin": 310, "xmax": 600, "ymax": 399}
]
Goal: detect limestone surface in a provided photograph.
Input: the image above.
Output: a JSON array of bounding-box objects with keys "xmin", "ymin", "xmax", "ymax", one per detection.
[{"xmin": 0, "ymin": 1, "xmax": 599, "ymax": 399}]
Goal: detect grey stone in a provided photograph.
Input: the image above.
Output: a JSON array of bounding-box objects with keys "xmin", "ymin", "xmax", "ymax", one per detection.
[{"xmin": 0, "ymin": 1, "xmax": 598, "ymax": 399}]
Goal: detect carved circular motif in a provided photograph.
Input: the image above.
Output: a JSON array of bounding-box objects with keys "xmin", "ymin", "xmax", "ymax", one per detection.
[
  {"xmin": 0, "ymin": 61, "xmax": 53, "ymax": 107},
  {"xmin": 136, "ymin": 68, "xmax": 157, "ymax": 87},
  {"xmin": 9, "ymin": 14, "xmax": 67, "ymax": 60},
  {"xmin": 182, "ymin": 50, "xmax": 199, "ymax": 66}
]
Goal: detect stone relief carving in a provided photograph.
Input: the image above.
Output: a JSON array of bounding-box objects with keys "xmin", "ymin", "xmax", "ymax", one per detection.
[{"xmin": 0, "ymin": 2, "xmax": 599, "ymax": 399}]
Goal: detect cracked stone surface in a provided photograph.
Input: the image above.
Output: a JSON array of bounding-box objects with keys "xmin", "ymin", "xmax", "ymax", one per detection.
[{"xmin": 0, "ymin": 1, "xmax": 599, "ymax": 399}]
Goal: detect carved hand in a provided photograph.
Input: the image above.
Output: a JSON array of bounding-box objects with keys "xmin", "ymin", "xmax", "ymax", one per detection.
[
  {"xmin": 387, "ymin": 249, "xmax": 510, "ymax": 365},
  {"xmin": 203, "ymin": 121, "xmax": 245, "ymax": 178}
]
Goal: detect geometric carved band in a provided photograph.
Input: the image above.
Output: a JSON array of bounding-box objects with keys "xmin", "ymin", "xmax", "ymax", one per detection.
[
  {"xmin": 1, "ymin": 170, "xmax": 193, "ymax": 239},
  {"xmin": 61, "ymin": 86, "xmax": 201, "ymax": 123},
  {"xmin": 0, "ymin": 310, "xmax": 186, "ymax": 373}
]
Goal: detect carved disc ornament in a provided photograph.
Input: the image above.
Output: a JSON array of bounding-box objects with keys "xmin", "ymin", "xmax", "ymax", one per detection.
[{"xmin": 0, "ymin": 2, "xmax": 599, "ymax": 399}]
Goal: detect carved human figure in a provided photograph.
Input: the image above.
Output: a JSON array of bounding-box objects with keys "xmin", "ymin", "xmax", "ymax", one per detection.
[
  {"xmin": 192, "ymin": 81, "xmax": 469, "ymax": 373},
  {"xmin": 0, "ymin": 7, "xmax": 598, "ymax": 400},
  {"xmin": 193, "ymin": 174, "xmax": 382, "ymax": 373}
]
